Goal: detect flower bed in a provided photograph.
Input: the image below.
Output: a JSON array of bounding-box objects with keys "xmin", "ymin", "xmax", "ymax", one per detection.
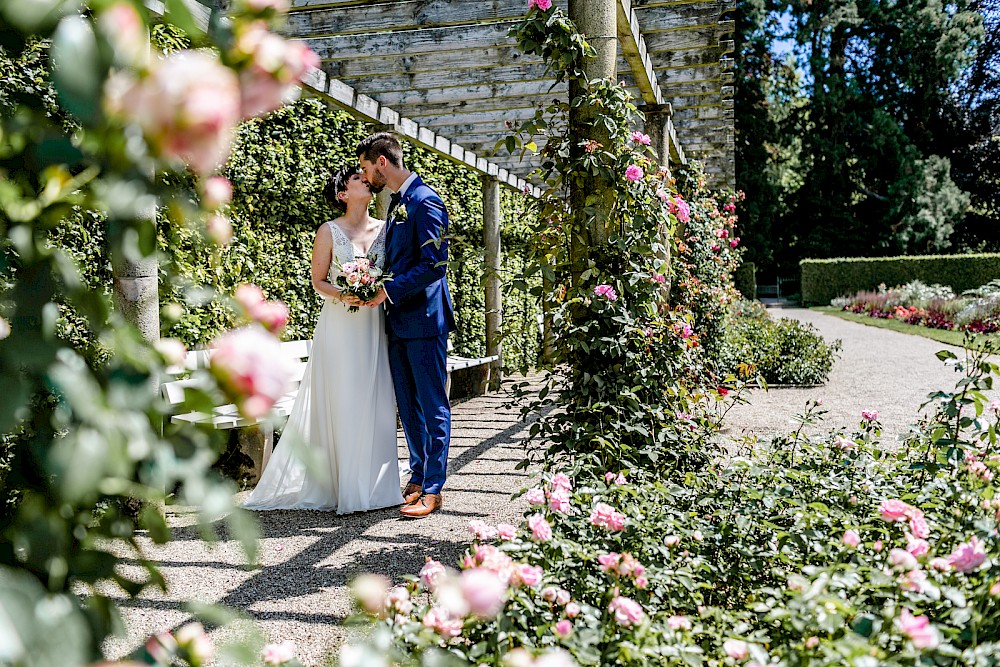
[
  {"xmin": 346, "ymin": 345, "xmax": 1000, "ymax": 667},
  {"xmin": 834, "ymin": 280, "xmax": 1000, "ymax": 334}
]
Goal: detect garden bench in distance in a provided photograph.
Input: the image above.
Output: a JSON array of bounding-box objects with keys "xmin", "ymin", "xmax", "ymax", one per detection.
[{"xmin": 160, "ymin": 339, "xmax": 499, "ymax": 483}]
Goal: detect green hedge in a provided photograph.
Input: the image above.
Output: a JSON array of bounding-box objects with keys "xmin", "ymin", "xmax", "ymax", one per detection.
[
  {"xmin": 733, "ymin": 261, "xmax": 756, "ymax": 300},
  {"xmin": 800, "ymin": 253, "xmax": 1000, "ymax": 305}
]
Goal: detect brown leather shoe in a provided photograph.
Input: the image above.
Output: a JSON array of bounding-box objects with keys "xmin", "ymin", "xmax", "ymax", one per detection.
[
  {"xmin": 399, "ymin": 493, "xmax": 442, "ymax": 518},
  {"xmin": 402, "ymin": 483, "xmax": 422, "ymax": 505}
]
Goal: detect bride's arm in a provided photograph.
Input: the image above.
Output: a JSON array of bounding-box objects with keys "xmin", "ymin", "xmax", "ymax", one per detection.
[{"xmin": 311, "ymin": 225, "xmax": 343, "ymax": 301}]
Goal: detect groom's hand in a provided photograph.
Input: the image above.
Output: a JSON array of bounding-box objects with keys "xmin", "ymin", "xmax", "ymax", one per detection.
[{"xmin": 366, "ymin": 288, "xmax": 388, "ymax": 308}]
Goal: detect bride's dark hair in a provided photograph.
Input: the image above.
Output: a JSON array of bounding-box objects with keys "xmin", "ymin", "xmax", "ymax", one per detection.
[{"xmin": 323, "ymin": 165, "xmax": 362, "ymax": 213}]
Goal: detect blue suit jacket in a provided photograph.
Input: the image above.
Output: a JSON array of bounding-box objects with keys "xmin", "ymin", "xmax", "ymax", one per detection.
[{"xmin": 383, "ymin": 175, "xmax": 456, "ymax": 339}]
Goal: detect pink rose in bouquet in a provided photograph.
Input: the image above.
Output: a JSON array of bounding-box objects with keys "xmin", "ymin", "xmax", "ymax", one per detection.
[{"xmin": 335, "ymin": 257, "xmax": 392, "ymax": 312}]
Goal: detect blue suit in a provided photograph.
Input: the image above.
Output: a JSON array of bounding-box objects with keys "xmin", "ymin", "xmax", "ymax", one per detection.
[{"xmin": 383, "ymin": 175, "xmax": 455, "ymax": 495}]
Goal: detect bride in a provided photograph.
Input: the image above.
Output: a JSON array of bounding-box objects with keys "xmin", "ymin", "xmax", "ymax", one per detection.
[{"xmin": 244, "ymin": 165, "xmax": 404, "ymax": 513}]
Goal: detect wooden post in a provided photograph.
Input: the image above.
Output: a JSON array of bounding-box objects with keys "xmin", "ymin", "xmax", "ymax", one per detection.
[
  {"xmin": 644, "ymin": 103, "xmax": 674, "ymax": 305},
  {"xmin": 482, "ymin": 175, "xmax": 502, "ymax": 391},
  {"xmin": 568, "ymin": 0, "xmax": 617, "ymax": 283},
  {"xmin": 375, "ymin": 189, "xmax": 391, "ymax": 220}
]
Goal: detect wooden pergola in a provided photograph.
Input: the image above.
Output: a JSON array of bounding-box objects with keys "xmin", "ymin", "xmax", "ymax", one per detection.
[
  {"xmin": 282, "ymin": 0, "xmax": 735, "ymax": 382},
  {"xmin": 287, "ymin": 0, "xmax": 736, "ymax": 192}
]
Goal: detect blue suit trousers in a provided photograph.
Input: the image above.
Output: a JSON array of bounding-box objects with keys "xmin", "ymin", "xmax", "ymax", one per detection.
[{"xmin": 388, "ymin": 331, "xmax": 450, "ymax": 494}]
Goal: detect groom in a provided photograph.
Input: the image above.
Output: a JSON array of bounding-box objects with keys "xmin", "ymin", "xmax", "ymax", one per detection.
[{"xmin": 356, "ymin": 132, "xmax": 456, "ymax": 518}]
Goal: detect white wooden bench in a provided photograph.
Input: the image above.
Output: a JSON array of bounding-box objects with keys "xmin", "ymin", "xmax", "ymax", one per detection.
[{"xmin": 161, "ymin": 339, "xmax": 499, "ymax": 481}]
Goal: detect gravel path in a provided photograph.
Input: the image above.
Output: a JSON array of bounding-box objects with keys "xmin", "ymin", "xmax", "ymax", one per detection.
[
  {"xmin": 724, "ymin": 307, "xmax": 991, "ymax": 443},
  {"xmin": 104, "ymin": 389, "xmax": 542, "ymax": 666},
  {"xmin": 103, "ymin": 311, "xmax": 990, "ymax": 665}
]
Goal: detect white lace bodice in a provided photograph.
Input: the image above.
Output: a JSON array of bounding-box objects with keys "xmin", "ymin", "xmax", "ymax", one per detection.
[{"xmin": 326, "ymin": 220, "xmax": 387, "ymax": 276}]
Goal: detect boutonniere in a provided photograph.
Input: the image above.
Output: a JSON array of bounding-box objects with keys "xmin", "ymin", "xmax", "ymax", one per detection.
[{"xmin": 393, "ymin": 204, "xmax": 409, "ymax": 224}]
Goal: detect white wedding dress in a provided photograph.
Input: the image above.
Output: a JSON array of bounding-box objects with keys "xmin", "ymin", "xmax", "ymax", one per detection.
[{"xmin": 243, "ymin": 221, "xmax": 404, "ymax": 513}]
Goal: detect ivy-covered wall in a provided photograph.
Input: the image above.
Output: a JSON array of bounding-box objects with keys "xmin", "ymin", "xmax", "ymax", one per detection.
[{"xmin": 160, "ymin": 98, "xmax": 541, "ymax": 367}]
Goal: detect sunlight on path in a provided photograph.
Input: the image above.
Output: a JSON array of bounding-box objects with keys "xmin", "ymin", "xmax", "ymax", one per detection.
[
  {"xmin": 104, "ymin": 389, "xmax": 541, "ymax": 666},
  {"xmin": 724, "ymin": 307, "xmax": 994, "ymax": 443}
]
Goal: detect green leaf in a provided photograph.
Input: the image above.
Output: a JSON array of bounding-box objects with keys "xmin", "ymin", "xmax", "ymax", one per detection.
[
  {"xmin": 165, "ymin": 0, "xmax": 206, "ymax": 39},
  {"xmin": 51, "ymin": 15, "xmax": 106, "ymax": 124}
]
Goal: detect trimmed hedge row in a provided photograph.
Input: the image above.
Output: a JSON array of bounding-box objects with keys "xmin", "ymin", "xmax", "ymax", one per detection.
[{"xmin": 800, "ymin": 253, "xmax": 1000, "ymax": 305}]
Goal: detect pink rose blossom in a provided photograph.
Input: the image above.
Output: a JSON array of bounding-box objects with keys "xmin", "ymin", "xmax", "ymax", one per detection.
[
  {"xmin": 528, "ymin": 513, "xmax": 552, "ymax": 542},
  {"xmin": 513, "ymin": 563, "xmax": 544, "ymax": 588},
  {"xmin": 105, "ymin": 51, "xmax": 242, "ymax": 175},
  {"xmin": 907, "ymin": 537, "xmax": 930, "ymax": 557},
  {"xmin": 664, "ymin": 535, "xmax": 680, "ymax": 548},
  {"xmin": 990, "ymin": 581, "xmax": 1000, "ymax": 596},
  {"xmin": 909, "ymin": 515, "xmax": 930, "ymax": 539},
  {"xmin": 235, "ymin": 23, "xmax": 320, "ymax": 118},
  {"xmin": 668, "ymin": 197, "xmax": 691, "ymax": 223},
  {"xmin": 468, "ymin": 519, "xmax": 498, "ymax": 541},
  {"xmin": 989, "ymin": 399, "xmax": 1000, "ymax": 412},
  {"xmin": 598, "ymin": 552, "xmax": 622, "ymax": 573},
  {"xmin": 529, "ymin": 0, "xmax": 553, "ymax": 10},
  {"xmin": 548, "ymin": 488, "xmax": 572, "ymax": 514},
  {"xmin": 422, "ymin": 607, "xmax": 463, "ymax": 637},
  {"xmin": 203, "ymin": 176, "xmax": 233, "ymax": 209},
  {"xmin": 653, "ymin": 273, "xmax": 666, "ymax": 284},
  {"xmin": 896, "ymin": 609, "xmax": 939, "ymax": 649},
  {"xmin": 175, "ymin": 623, "xmax": 213, "ymax": 665},
  {"xmin": 525, "ymin": 487, "xmax": 546, "ymax": 505},
  {"xmin": 630, "ymin": 131, "xmax": 651, "ymax": 145},
  {"xmin": 461, "ymin": 568, "xmax": 508, "ymax": 617},
  {"xmin": 210, "ymin": 326, "xmax": 295, "ymax": 419},
  {"xmin": 929, "ymin": 557, "xmax": 951, "ymax": 571},
  {"xmin": 948, "ymin": 536, "xmax": 986, "ymax": 572},
  {"xmin": 541, "ymin": 586, "xmax": 558, "ymax": 602},
  {"xmin": 551, "ymin": 472, "xmax": 572, "ymax": 491},
  {"xmin": 420, "ymin": 558, "xmax": 448, "ymax": 591},
  {"xmin": 554, "ymin": 619, "xmax": 573, "ymax": 638},
  {"xmin": 625, "ymin": 164, "xmax": 644, "ymax": 182},
  {"xmin": 261, "ymin": 640, "xmax": 296, "ymax": 665},
  {"xmin": 565, "ymin": 602, "xmax": 581, "ymax": 618},
  {"xmin": 842, "ymin": 530, "xmax": 860, "ymax": 548},
  {"xmin": 889, "ymin": 548, "xmax": 919, "ymax": 571},
  {"xmin": 206, "ymin": 214, "xmax": 233, "ymax": 245},
  {"xmin": 723, "ymin": 639, "xmax": 749, "ymax": 660},
  {"xmin": 98, "ymin": 3, "xmax": 147, "ymax": 64},
  {"xmin": 155, "ymin": 338, "xmax": 188, "ymax": 367},
  {"xmin": 635, "ymin": 576, "xmax": 648, "ymax": 589},
  {"xmin": 861, "ymin": 409, "xmax": 879, "ymax": 422},
  {"xmin": 594, "ymin": 284, "xmax": 618, "ymax": 301},
  {"xmin": 351, "ymin": 574, "xmax": 390, "ymax": 615},
  {"xmin": 609, "ymin": 595, "xmax": 645, "ymax": 626},
  {"xmin": 667, "ymin": 615, "xmax": 691, "ymax": 630},
  {"xmin": 590, "ymin": 503, "xmax": 626, "ymax": 531},
  {"xmin": 384, "ymin": 586, "xmax": 412, "ymax": 615},
  {"xmin": 555, "ymin": 588, "xmax": 571, "ymax": 606},
  {"xmin": 497, "ymin": 523, "xmax": 517, "ymax": 540},
  {"xmin": 615, "ymin": 472, "xmax": 627, "ymax": 485},
  {"xmin": 604, "ymin": 472, "xmax": 616, "ymax": 484},
  {"xmin": 874, "ymin": 540, "xmax": 884, "ymax": 552},
  {"xmin": 805, "ymin": 636, "xmax": 819, "ymax": 649},
  {"xmin": 900, "ymin": 569, "xmax": 928, "ymax": 593},
  {"xmin": 730, "ymin": 238, "xmax": 740, "ymax": 248},
  {"xmin": 879, "ymin": 499, "xmax": 912, "ymax": 523}
]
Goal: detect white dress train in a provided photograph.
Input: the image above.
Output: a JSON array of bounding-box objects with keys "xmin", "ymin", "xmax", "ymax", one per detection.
[{"xmin": 243, "ymin": 221, "xmax": 404, "ymax": 513}]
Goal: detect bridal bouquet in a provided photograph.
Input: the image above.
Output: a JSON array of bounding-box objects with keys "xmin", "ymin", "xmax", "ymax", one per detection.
[{"xmin": 335, "ymin": 258, "xmax": 392, "ymax": 312}]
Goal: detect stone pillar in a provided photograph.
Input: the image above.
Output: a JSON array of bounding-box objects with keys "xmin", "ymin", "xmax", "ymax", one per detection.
[
  {"xmin": 568, "ymin": 0, "xmax": 617, "ymax": 283},
  {"xmin": 113, "ymin": 251, "xmax": 159, "ymax": 342},
  {"xmin": 644, "ymin": 104, "xmax": 674, "ymax": 305},
  {"xmin": 482, "ymin": 175, "xmax": 502, "ymax": 391}
]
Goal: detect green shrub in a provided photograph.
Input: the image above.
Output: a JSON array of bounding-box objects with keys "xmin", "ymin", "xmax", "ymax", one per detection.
[
  {"xmin": 800, "ymin": 253, "xmax": 1000, "ymax": 305},
  {"xmin": 733, "ymin": 260, "xmax": 756, "ymax": 300},
  {"xmin": 717, "ymin": 302, "xmax": 841, "ymax": 384}
]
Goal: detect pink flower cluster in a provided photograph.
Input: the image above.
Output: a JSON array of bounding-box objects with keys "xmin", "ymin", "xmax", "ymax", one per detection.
[
  {"xmin": 529, "ymin": 0, "xmax": 553, "ymax": 10},
  {"xmin": 947, "ymin": 535, "xmax": 986, "ymax": 573},
  {"xmin": 594, "ymin": 284, "xmax": 618, "ymax": 301},
  {"xmin": 878, "ymin": 499, "xmax": 929, "ymax": 538},
  {"xmin": 608, "ymin": 594, "xmax": 645, "ymax": 626},
  {"xmin": 630, "ymin": 131, "xmax": 651, "ymax": 145},
  {"xmin": 598, "ymin": 552, "xmax": 648, "ymax": 588},
  {"xmin": 667, "ymin": 196, "xmax": 691, "ymax": 223},
  {"xmin": 667, "ymin": 615, "xmax": 692, "ymax": 631},
  {"xmin": 233, "ymin": 21, "xmax": 320, "ymax": 117},
  {"xmin": 261, "ymin": 640, "xmax": 296, "ymax": 665},
  {"xmin": 528, "ymin": 513, "xmax": 553, "ymax": 541},
  {"xmin": 589, "ymin": 502, "xmax": 626, "ymax": 531},
  {"xmin": 625, "ymin": 164, "xmax": 644, "ymax": 182},
  {"xmin": 861, "ymin": 409, "xmax": 880, "ymax": 422},
  {"xmin": 896, "ymin": 609, "xmax": 939, "ymax": 649},
  {"xmin": 210, "ymin": 325, "xmax": 295, "ymax": 419},
  {"xmin": 604, "ymin": 471, "xmax": 627, "ymax": 485},
  {"xmin": 235, "ymin": 284, "xmax": 289, "ymax": 333}
]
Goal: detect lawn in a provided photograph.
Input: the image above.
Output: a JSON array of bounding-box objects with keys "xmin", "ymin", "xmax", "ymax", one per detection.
[{"xmin": 813, "ymin": 306, "xmax": 1000, "ymax": 347}]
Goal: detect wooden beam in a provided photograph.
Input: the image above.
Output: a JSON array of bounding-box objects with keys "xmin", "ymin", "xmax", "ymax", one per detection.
[
  {"xmin": 322, "ymin": 46, "xmax": 541, "ymax": 76},
  {"xmin": 392, "ymin": 97, "xmax": 557, "ymax": 118},
  {"xmin": 299, "ymin": 21, "xmax": 520, "ymax": 60},
  {"xmin": 660, "ymin": 80, "xmax": 727, "ymax": 96},
  {"xmin": 616, "ymin": 0, "xmax": 664, "ymax": 105},
  {"xmin": 672, "ymin": 105, "xmax": 734, "ymax": 120},
  {"xmin": 310, "ymin": 75, "xmax": 541, "ymax": 196},
  {"xmin": 366, "ymin": 80, "xmax": 568, "ymax": 106},
  {"xmin": 414, "ymin": 108, "xmax": 541, "ymax": 129},
  {"xmin": 287, "ymin": 0, "xmax": 539, "ymax": 38},
  {"xmin": 635, "ymin": 1, "xmax": 733, "ymax": 32},
  {"xmin": 334, "ymin": 63, "xmax": 557, "ymax": 94},
  {"xmin": 643, "ymin": 22, "xmax": 733, "ymax": 52}
]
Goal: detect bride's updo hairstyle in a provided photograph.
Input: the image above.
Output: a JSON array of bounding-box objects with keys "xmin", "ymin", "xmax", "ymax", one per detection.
[{"xmin": 324, "ymin": 165, "xmax": 361, "ymax": 213}]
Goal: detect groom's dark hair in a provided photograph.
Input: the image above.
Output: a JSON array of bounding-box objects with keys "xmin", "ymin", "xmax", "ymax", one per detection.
[
  {"xmin": 324, "ymin": 165, "xmax": 360, "ymax": 213},
  {"xmin": 356, "ymin": 132, "xmax": 404, "ymax": 169}
]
